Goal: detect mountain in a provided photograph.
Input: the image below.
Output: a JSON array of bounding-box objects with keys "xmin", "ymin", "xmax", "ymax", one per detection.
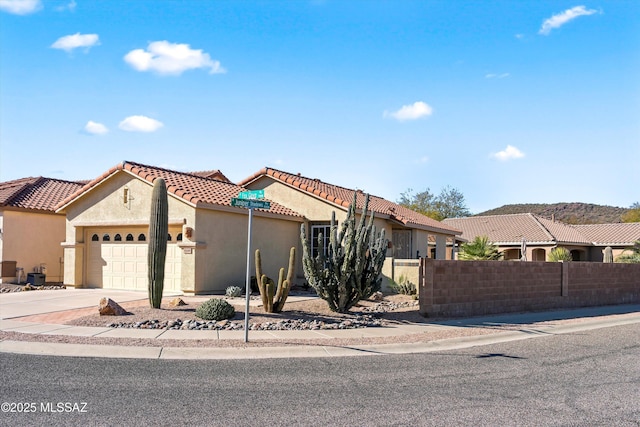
[{"xmin": 475, "ymin": 203, "xmax": 629, "ymax": 224}]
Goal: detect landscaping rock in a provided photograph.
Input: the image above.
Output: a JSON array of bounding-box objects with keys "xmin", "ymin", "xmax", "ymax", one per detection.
[
  {"xmin": 168, "ymin": 297, "xmax": 187, "ymax": 307},
  {"xmin": 98, "ymin": 297, "xmax": 128, "ymax": 316},
  {"xmin": 370, "ymin": 291, "xmax": 383, "ymax": 301}
]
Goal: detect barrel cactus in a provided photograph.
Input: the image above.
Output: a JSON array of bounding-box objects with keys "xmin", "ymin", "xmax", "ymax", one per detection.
[{"xmin": 148, "ymin": 178, "xmax": 168, "ymax": 309}]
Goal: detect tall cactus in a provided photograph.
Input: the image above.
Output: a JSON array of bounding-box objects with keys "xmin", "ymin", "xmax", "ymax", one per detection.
[
  {"xmin": 255, "ymin": 247, "xmax": 296, "ymax": 313},
  {"xmin": 300, "ymin": 193, "xmax": 387, "ymax": 313},
  {"xmin": 603, "ymin": 246, "xmax": 614, "ymax": 263},
  {"xmin": 148, "ymin": 178, "xmax": 168, "ymax": 309}
]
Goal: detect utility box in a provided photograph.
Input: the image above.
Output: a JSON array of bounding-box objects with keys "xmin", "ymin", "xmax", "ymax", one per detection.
[
  {"xmin": 27, "ymin": 273, "xmax": 46, "ymax": 286},
  {"xmin": 1, "ymin": 261, "xmax": 17, "ymax": 278}
]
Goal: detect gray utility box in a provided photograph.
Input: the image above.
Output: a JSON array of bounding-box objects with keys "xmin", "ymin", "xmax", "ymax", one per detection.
[{"xmin": 27, "ymin": 273, "xmax": 46, "ymax": 286}]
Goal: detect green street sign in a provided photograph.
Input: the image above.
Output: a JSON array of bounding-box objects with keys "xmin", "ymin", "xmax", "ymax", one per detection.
[
  {"xmin": 238, "ymin": 190, "xmax": 265, "ymax": 200},
  {"xmin": 231, "ymin": 198, "xmax": 271, "ymax": 210}
]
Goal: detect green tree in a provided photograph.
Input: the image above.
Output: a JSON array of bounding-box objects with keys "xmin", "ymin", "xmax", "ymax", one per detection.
[
  {"xmin": 398, "ymin": 186, "xmax": 471, "ymax": 220},
  {"xmin": 621, "ymin": 202, "xmax": 640, "ymax": 223},
  {"xmin": 458, "ymin": 236, "xmax": 503, "ymax": 260},
  {"xmin": 615, "ymin": 239, "xmax": 640, "ymax": 263}
]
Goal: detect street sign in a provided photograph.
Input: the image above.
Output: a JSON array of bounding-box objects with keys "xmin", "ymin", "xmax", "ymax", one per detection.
[
  {"xmin": 238, "ymin": 190, "xmax": 265, "ymax": 200},
  {"xmin": 231, "ymin": 198, "xmax": 271, "ymax": 210}
]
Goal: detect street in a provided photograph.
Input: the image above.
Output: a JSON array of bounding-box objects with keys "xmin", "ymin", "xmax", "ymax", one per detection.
[{"xmin": 1, "ymin": 323, "xmax": 639, "ymax": 426}]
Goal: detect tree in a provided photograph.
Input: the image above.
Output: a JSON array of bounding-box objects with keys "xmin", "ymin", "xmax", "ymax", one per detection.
[
  {"xmin": 398, "ymin": 186, "xmax": 470, "ymax": 220},
  {"xmin": 458, "ymin": 236, "xmax": 502, "ymax": 260},
  {"xmin": 615, "ymin": 239, "xmax": 640, "ymax": 263},
  {"xmin": 621, "ymin": 202, "xmax": 640, "ymax": 223}
]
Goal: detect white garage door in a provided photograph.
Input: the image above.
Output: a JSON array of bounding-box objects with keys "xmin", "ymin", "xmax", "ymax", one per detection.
[{"xmin": 86, "ymin": 229, "xmax": 182, "ymax": 293}]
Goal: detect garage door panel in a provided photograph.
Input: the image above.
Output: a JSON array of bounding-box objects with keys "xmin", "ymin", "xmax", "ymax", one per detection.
[{"xmin": 87, "ymin": 231, "xmax": 181, "ymax": 293}]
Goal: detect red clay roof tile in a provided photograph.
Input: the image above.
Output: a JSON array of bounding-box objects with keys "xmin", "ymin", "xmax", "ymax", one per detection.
[
  {"xmin": 239, "ymin": 167, "xmax": 461, "ymax": 235},
  {"xmin": 56, "ymin": 161, "xmax": 302, "ymax": 219},
  {"xmin": 0, "ymin": 177, "xmax": 84, "ymax": 212}
]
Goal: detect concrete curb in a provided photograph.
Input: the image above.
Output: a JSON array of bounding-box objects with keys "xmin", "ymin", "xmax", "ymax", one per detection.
[{"xmin": 2, "ymin": 314, "xmax": 639, "ymax": 360}]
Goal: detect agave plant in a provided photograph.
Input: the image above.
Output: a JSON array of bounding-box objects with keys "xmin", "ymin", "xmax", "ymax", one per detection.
[
  {"xmin": 548, "ymin": 247, "xmax": 572, "ymax": 262},
  {"xmin": 458, "ymin": 236, "xmax": 503, "ymax": 260}
]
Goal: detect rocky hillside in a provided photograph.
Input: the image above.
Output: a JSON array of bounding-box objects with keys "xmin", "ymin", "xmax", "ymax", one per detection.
[{"xmin": 476, "ymin": 203, "xmax": 629, "ymax": 224}]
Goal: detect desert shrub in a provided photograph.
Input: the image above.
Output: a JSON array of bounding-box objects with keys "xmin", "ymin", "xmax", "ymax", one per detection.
[
  {"xmin": 389, "ymin": 275, "xmax": 417, "ymax": 296},
  {"xmin": 225, "ymin": 285, "xmax": 242, "ymax": 297},
  {"xmin": 195, "ymin": 298, "xmax": 236, "ymax": 321},
  {"xmin": 548, "ymin": 247, "xmax": 572, "ymax": 262}
]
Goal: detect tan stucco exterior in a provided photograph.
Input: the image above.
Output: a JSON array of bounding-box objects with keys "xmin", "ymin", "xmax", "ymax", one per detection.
[
  {"xmin": 58, "ymin": 170, "xmax": 302, "ymax": 294},
  {"xmin": 0, "ymin": 209, "xmax": 66, "ymax": 282}
]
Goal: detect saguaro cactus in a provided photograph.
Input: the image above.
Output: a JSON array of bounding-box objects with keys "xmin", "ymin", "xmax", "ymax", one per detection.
[
  {"xmin": 255, "ymin": 247, "xmax": 296, "ymax": 313},
  {"xmin": 603, "ymin": 246, "xmax": 614, "ymax": 263},
  {"xmin": 300, "ymin": 193, "xmax": 387, "ymax": 313},
  {"xmin": 148, "ymin": 178, "xmax": 168, "ymax": 309}
]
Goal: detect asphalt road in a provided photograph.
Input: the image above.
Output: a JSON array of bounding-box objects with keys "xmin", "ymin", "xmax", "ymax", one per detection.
[{"xmin": 1, "ymin": 324, "xmax": 639, "ymax": 426}]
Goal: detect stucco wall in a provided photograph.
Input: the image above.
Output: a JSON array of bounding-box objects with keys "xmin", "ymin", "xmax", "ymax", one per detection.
[
  {"xmin": 1, "ymin": 209, "xmax": 66, "ymax": 282},
  {"xmin": 61, "ymin": 171, "xmax": 195, "ymax": 288},
  {"xmin": 192, "ymin": 208, "xmax": 301, "ymax": 293}
]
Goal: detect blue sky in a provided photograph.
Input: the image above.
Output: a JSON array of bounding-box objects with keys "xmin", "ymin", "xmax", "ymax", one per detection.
[{"xmin": 1, "ymin": 0, "xmax": 638, "ymax": 213}]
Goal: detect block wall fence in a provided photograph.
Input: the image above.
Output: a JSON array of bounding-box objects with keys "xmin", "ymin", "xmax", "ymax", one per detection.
[{"xmin": 418, "ymin": 259, "xmax": 640, "ymax": 318}]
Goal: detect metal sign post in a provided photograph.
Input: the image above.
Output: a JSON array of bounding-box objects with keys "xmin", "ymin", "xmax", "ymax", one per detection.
[
  {"xmin": 244, "ymin": 207, "xmax": 253, "ymax": 343},
  {"xmin": 231, "ymin": 192, "xmax": 269, "ymax": 343}
]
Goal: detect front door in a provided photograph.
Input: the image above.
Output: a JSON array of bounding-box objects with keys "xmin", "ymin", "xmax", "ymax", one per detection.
[{"xmin": 392, "ymin": 230, "xmax": 411, "ymax": 259}]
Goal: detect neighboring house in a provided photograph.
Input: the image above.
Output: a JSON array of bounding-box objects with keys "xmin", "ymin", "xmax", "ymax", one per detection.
[
  {"xmin": 443, "ymin": 213, "xmax": 640, "ymax": 261},
  {"xmin": 55, "ymin": 161, "xmax": 303, "ymax": 295},
  {"xmin": 238, "ymin": 167, "xmax": 462, "ymax": 262},
  {"xmin": 0, "ymin": 177, "xmax": 85, "ymax": 283},
  {"xmin": 190, "ymin": 169, "xmax": 231, "ymax": 182}
]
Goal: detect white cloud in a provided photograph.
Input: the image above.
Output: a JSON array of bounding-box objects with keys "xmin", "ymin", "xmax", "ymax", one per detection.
[
  {"xmin": 55, "ymin": 0, "xmax": 76, "ymax": 12},
  {"xmin": 0, "ymin": 0, "xmax": 42, "ymax": 15},
  {"xmin": 492, "ymin": 145, "xmax": 525, "ymax": 161},
  {"xmin": 119, "ymin": 115, "xmax": 164, "ymax": 133},
  {"xmin": 384, "ymin": 101, "xmax": 433, "ymax": 121},
  {"xmin": 124, "ymin": 41, "xmax": 225, "ymax": 76},
  {"xmin": 84, "ymin": 121, "xmax": 108, "ymax": 135},
  {"xmin": 51, "ymin": 33, "xmax": 99, "ymax": 52},
  {"xmin": 539, "ymin": 6, "xmax": 598, "ymax": 35},
  {"xmin": 485, "ymin": 73, "xmax": 510, "ymax": 79}
]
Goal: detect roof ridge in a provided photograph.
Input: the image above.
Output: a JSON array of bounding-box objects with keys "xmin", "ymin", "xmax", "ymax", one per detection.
[
  {"xmin": 527, "ymin": 213, "xmax": 557, "ymax": 241},
  {"xmin": 123, "ymin": 161, "xmax": 238, "ymax": 187}
]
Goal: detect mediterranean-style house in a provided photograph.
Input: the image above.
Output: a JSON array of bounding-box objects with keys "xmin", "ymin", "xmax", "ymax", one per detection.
[
  {"xmin": 443, "ymin": 213, "xmax": 640, "ymax": 261},
  {"xmin": 239, "ymin": 167, "xmax": 463, "ymax": 261},
  {"xmin": 55, "ymin": 161, "xmax": 303, "ymax": 295},
  {"xmin": 0, "ymin": 176, "xmax": 85, "ymax": 283}
]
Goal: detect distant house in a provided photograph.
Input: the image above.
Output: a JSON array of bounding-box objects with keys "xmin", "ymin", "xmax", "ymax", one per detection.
[
  {"xmin": 55, "ymin": 161, "xmax": 303, "ymax": 294},
  {"xmin": 239, "ymin": 167, "xmax": 462, "ymax": 262},
  {"xmin": 443, "ymin": 213, "xmax": 640, "ymax": 261},
  {"xmin": 0, "ymin": 177, "xmax": 85, "ymax": 283}
]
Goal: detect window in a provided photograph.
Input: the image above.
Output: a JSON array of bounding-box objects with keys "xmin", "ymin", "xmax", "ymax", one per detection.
[
  {"xmin": 167, "ymin": 234, "xmax": 172, "ymax": 241},
  {"xmin": 91, "ymin": 234, "xmax": 99, "ymax": 241},
  {"xmin": 177, "ymin": 233, "xmax": 183, "ymax": 241},
  {"xmin": 102, "ymin": 234, "xmax": 110, "ymax": 241},
  {"xmin": 126, "ymin": 234, "xmax": 134, "ymax": 241},
  {"xmin": 311, "ymin": 224, "xmax": 332, "ymax": 258},
  {"xmin": 114, "ymin": 234, "xmax": 122, "ymax": 241},
  {"xmin": 138, "ymin": 234, "xmax": 146, "ymax": 241}
]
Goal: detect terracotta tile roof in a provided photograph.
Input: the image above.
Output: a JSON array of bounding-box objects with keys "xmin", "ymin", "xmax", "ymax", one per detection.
[
  {"xmin": 443, "ymin": 213, "xmax": 639, "ymax": 246},
  {"xmin": 573, "ymin": 223, "xmax": 640, "ymax": 245},
  {"xmin": 56, "ymin": 161, "xmax": 302, "ymax": 219},
  {"xmin": 0, "ymin": 177, "xmax": 84, "ymax": 213},
  {"xmin": 190, "ymin": 169, "xmax": 231, "ymax": 183},
  {"xmin": 239, "ymin": 167, "xmax": 461, "ymax": 235}
]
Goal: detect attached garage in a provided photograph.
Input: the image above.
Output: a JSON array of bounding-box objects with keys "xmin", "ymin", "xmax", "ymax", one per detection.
[
  {"xmin": 56, "ymin": 161, "xmax": 303, "ymax": 295},
  {"xmin": 85, "ymin": 227, "xmax": 182, "ymax": 292}
]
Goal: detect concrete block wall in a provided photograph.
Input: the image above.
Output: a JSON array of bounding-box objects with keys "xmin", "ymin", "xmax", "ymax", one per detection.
[{"xmin": 419, "ymin": 259, "xmax": 640, "ymax": 318}]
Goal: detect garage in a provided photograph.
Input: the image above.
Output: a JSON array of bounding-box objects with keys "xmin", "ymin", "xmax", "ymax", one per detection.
[{"xmin": 86, "ymin": 228, "xmax": 182, "ymax": 293}]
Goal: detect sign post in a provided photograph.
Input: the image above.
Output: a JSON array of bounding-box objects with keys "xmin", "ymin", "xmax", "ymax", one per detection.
[{"xmin": 232, "ymin": 191, "xmax": 269, "ymax": 343}]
